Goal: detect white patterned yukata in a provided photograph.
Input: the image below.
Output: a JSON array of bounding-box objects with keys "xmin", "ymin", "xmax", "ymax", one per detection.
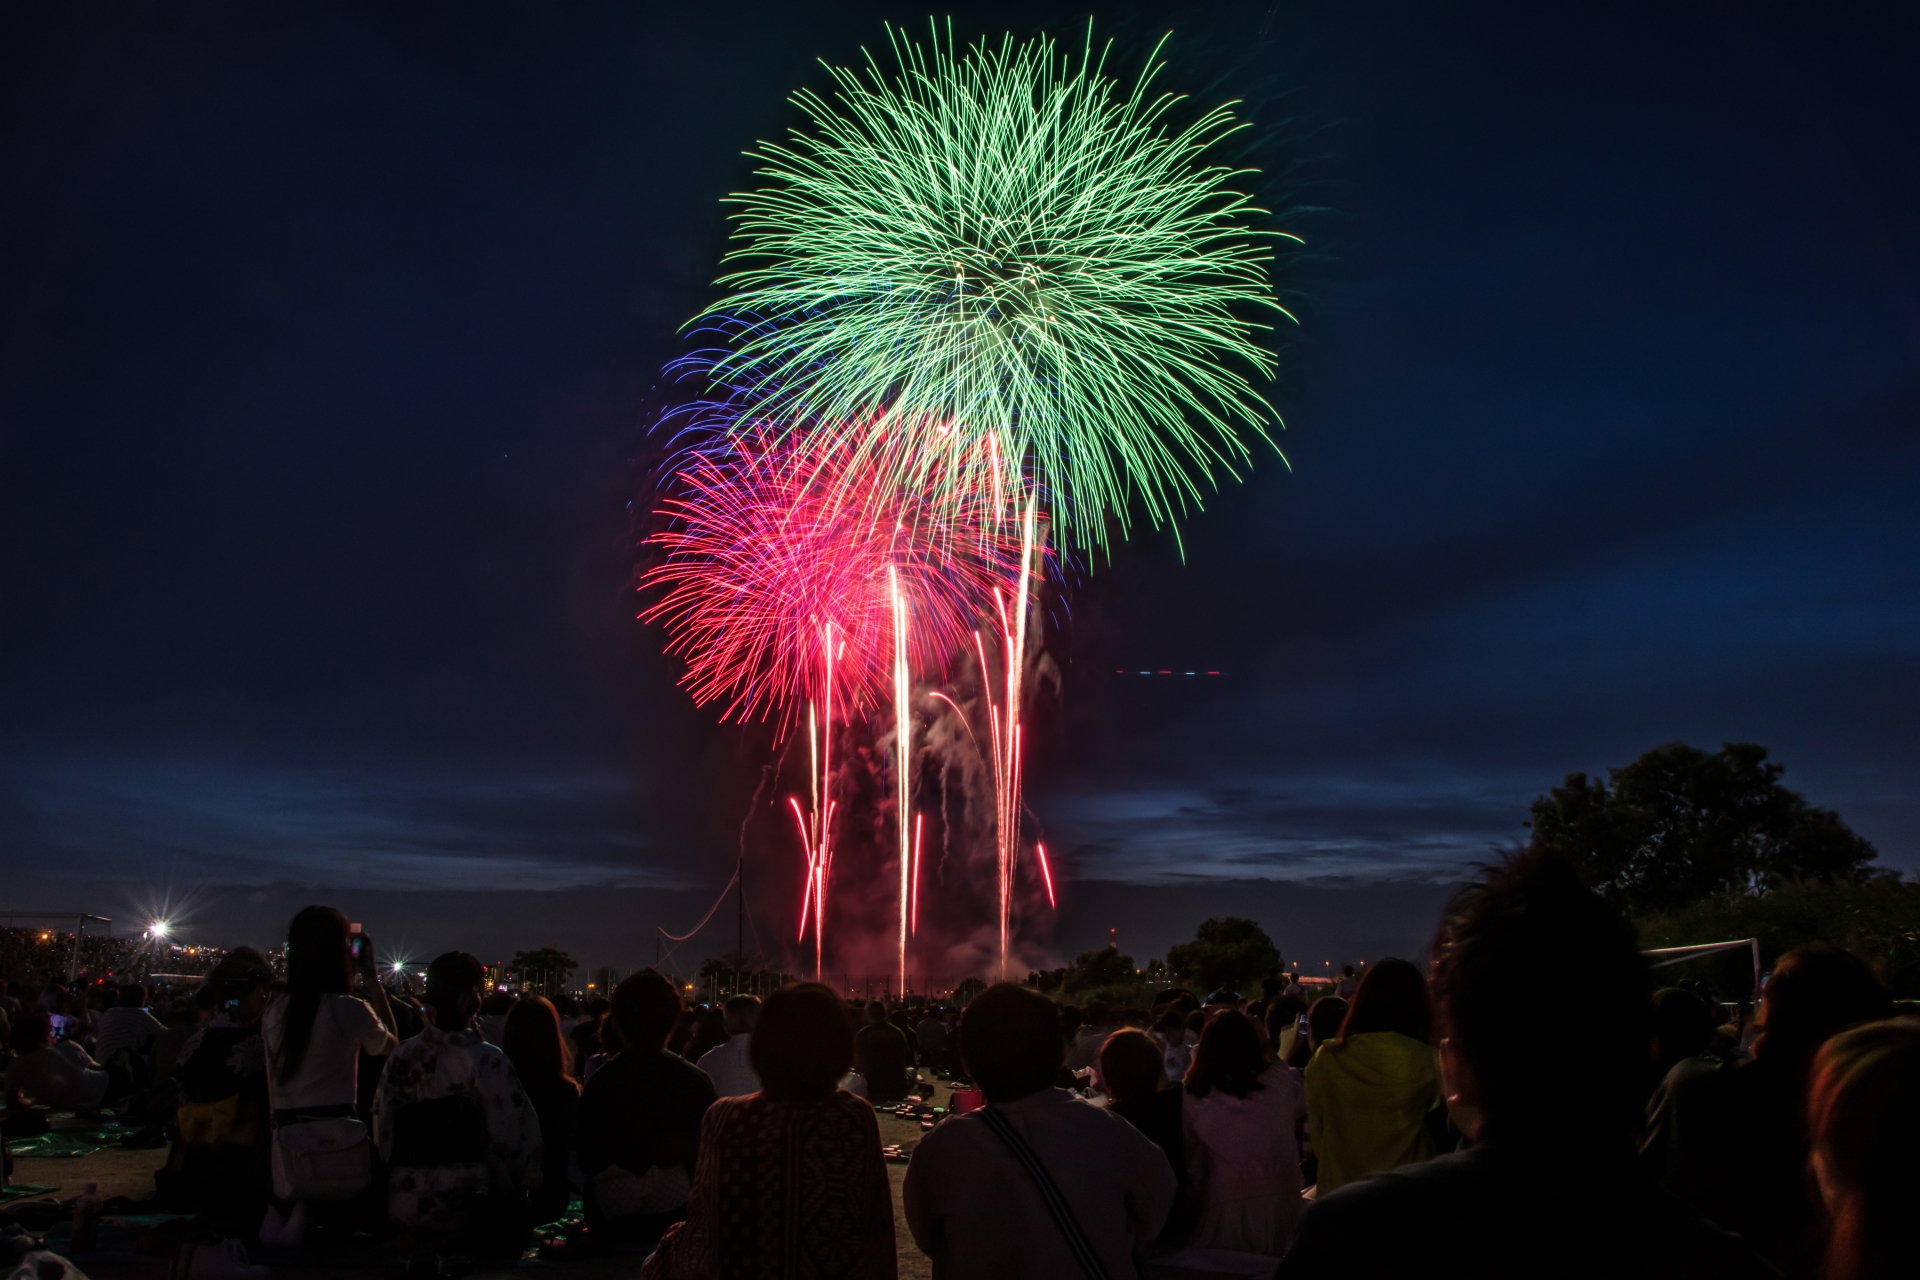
[{"xmin": 372, "ymin": 1021, "xmax": 542, "ymax": 1232}]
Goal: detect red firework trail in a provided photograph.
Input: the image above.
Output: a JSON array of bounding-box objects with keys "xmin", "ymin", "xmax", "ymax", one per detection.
[{"xmin": 643, "ymin": 425, "xmax": 1020, "ymax": 975}]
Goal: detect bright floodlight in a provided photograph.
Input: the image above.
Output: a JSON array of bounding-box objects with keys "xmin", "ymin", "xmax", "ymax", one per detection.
[{"xmin": 149, "ymin": 920, "xmax": 171, "ymax": 938}]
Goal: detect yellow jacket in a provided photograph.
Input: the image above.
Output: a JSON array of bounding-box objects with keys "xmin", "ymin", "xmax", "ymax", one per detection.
[{"xmin": 1304, "ymin": 1030, "xmax": 1440, "ymax": 1194}]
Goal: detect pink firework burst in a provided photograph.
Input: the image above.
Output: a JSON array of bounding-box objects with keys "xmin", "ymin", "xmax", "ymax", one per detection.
[{"xmin": 641, "ymin": 427, "xmax": 1018, "ymax": 727}]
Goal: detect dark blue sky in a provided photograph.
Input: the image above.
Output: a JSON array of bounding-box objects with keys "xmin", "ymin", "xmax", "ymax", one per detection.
[{"xmin": 3, "ymin": 1, "xmax": 1916, "ymax": 970}]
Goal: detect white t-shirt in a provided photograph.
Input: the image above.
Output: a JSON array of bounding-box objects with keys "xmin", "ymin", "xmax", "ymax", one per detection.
[
  {"xmin": 93, "ymin": 1006, "xmax": 165, "ymax": 1062},
  {"xmin": 695, "ymin": 1034, "xmax": 759, "ymax": 1098},
  {"xmin": 262, "ymin": 992, "xmax": 396, "ymax": 1111}
]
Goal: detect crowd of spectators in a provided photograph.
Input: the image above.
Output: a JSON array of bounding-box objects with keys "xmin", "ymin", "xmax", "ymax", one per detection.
[{"xmin": 2, "ymin": 846, "xmax": 1914, "ymax": 1279}]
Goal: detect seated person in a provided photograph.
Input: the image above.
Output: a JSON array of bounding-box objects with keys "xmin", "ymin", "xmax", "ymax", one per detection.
[
  {"xmin": 501, "ymin": 996, "xmax": 582, "ymax": 1225},
  {"xmin": 93, "ymin": 984, "xmax": 165, "ymax": 1067},
  {"xmin": 5, "ymin": 1009, "xmax": 124, "ymax": 1112},
  {"xmin": 373, "ymin": 952, "xmax": 542, "ymax": 1255},
  {"xmin": 1277, "ymin": 848, "xmax": 1776, "ymax": 1280},
  {"xmin": 854, "ymin": 1000, "xmax": 914, "ymax": 1102},
  {"xmin": 172, "ymin": 949, "xmax": 275, "ymax": 1235},
  {"xmin": 694, "ymin": 996, "xmax": 761, "ymax": 1099},
  {"xmin": 644, "ymin": 983, "xmax": 894, "ymax": 1278},
  {"xmin": 916, "ymin": 1006, "xmax": 951, "ymax": 1071},
  {"xmin": 904, "ymin": 984, "xmax": 1175, "ymax": 1277},
  {"xmin": 576, "ymin": 970, "xmax": 716, "ymax": 1243},
  {"xmin": 1101, "ymin": 1027, "xmax": 1193, "ymax": 1250}
]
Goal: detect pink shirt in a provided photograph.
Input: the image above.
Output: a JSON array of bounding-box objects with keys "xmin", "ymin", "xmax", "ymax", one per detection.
[{"xmin": 1183, "ymin": 1064, "xmax": 1304, "ymax": 1202}]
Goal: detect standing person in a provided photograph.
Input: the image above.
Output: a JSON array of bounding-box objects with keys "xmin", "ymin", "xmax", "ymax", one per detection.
[
  {"xmin": 1807, "ymin": 1017, "xmax": 1920, "ymax": 1280},
  {"xmin": 260, "ymin": 907, "xmax": 399, "ymax": 1248},
  {"xmin": 1302, "ymin": 957, "xmax": 1439, "ymax": 1194},
  {"xmin": 643, "ymin": 983, "xmax": 895, "ymax": 1279},
  {"xmin": 854, "ymin": 1000, "xmax": 913, "ymax": 1103},
  {"xmin": 1333, "ymin": 967, "xmax": 1359, "ymax": 1001},
  {"xmin": 501, "ymin": 995, "xmax": 581, "ymax": 1225},
  {"xmin": 904, "ymin": 984, "xmax": 1175, "ymax": 1279},
  {"xmin": 373, "ymin": 952, "xmax": 541, "ymax": 1255},
  {"xmin": 1642, "ymin": 943, "xmax": 1892, "ymax": 1277},
  {"xmin": 1277, "ymin": 848, "xmax": 1774, "ymax": 1279},
  {"xmin": 694, "ymin": 996, "xmax": 761, "ymax": 1099},
  {"xmin": 1182, "ymin": 1011, "xmax": 1304, "ymax": 1256},
  {"xmin": 576, "ymin": 971, "xmax": 715, "ymax": 1244}
]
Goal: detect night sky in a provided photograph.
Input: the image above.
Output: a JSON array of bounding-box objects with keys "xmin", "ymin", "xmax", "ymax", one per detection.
[{"xmin": 4, "ymin": 2, "xmax": 1916, "ymax": 972}]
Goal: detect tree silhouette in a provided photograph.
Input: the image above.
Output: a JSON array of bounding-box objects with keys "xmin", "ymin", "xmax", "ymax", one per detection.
[
  {"xmin": 509, "ymin": 947, "xmax": 578, "ymax": 997},
  {"xmin": 1166, "ymin": 918, "xmax": 1283, "ymax": 993},
  {"xmin": 1530, "ymin": 742, "xmax": 1877, "ymax": 915}
]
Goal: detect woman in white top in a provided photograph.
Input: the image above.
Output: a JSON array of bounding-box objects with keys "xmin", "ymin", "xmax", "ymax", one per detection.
[
  {"xmin": 260, "ymin": 906, "xmax": 398, "ymax": 1246},
  {"xmin": 1182, "ymin": 1009, "xmax": 1305, "ymax": 1257}
]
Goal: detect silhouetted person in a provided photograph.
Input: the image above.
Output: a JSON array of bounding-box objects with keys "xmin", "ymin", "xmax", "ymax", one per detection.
[
  {"xmin": 373, "ymin": 951, "xmax": 540, "ymax": 1254},
  {"xmin": 502, "ymin": 994, "xmax": 581, "ymax": 1224},
  {"xmin": 694, "ymin": 996, "xmax": 760, "ymax": 1098},
  {"xmin": 1278, "ymin": 848, "xmax": 1776, "ymax": 1279},
  {"xmin": 904, "ymin": 984, "xmax": 1174, "ymax": 1279},
  {"xmin": 576, "ymin": 970, "xmax": 715, "ymax": 1244},
  {"xmin": 1645, "ymin": 986, "xmax": 1718, "ymax": 1105},
  {"xmin": 644, "ymin": 983, "xmax": 895, "ymax": 1279},
  {"xmin": 854, "ymin": 999, "xmax": 913, "ymax": 1102},
  {"xmin": 1099, "ymin": 1028, "xmax": 1192, "ymax": 1249},
  {"xmin": 1303, "ymin": 957, "xmax": 1439, "ymax": 1193},
  {"xmin": 1183, "ymin": 1010, "xmax": 1303, "ymax": 1255},
  {"xmin": 1807, "ymin": 1017, "xmax": 1920, "ymax": 1280},
  {"xmin": 1643, "ymin": 944, "xmax": 1892, "ymax": 1277}
]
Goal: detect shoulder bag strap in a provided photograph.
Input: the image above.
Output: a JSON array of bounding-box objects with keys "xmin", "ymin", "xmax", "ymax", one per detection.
[{"xmin": 975, "ymin": 1104, "xmax": 1113, "ymax": 1280}]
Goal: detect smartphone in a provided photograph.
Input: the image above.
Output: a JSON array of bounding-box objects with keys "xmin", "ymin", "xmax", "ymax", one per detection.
[{"xmin": 349, "ymin": 932, "xmax": 370, "ymax": 965}]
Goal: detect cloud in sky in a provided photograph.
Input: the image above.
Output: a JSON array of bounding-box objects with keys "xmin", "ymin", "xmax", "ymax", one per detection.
[
  {"xmin": 1, "ymin": 1, "xmax": 1916, "ymax": 931},
  {"xmin": 0, "ymin": 757, "xmax": 663, "ymax": 892},
  {"xmin": 1045, "ymin": 765, "xmax": 1534, "ymax": 884}
]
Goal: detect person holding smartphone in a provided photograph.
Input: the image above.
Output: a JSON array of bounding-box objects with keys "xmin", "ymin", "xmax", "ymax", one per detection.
[{"xmin": 260, "ymin": 906, "xmax": 399, "ymax": 1247}]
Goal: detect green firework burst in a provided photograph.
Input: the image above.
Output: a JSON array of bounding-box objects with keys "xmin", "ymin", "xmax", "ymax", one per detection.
[{"xmin": 698, "ymin": 21, "xmax": 1295, "ymax": 555}]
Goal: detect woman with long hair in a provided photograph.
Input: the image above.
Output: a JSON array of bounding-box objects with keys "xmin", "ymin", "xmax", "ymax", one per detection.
[
  {"xmin": 1808, "ymin": 1017, "xmax": 1920, "ymax": 1280},
  {"xmin": 1302, "ymin": 956, "xmax": 1440, "ymax": 1195},
  {"xmin": 260, "ymin": 906, "xmax": 398, "ymax": 1246},
  {"xmin": 1181, "ymin": 1010, "xmax": 1304, "ymax": 1256},
  {"xmin": 642, "ymin": 982, "xmax": 895, "ymax": 1279},
  {"xmin": 502, "ymin": 995, "xmax": 580, "ymax": 1224}
]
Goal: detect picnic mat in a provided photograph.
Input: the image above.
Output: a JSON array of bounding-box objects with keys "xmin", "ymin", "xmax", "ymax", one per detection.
[
  {"xmin": 4, "ymin": 1120, "xmax": 134, "ymax": 1158},
  {"xmin": 0, "ymin": 1182, "xmax": 60, "ymax": 1203}
]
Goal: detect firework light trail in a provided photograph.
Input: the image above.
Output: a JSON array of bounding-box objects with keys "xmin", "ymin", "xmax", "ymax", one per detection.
[
  {"xmin": 959, "ymin": 491, "xmax": 1041, "ymax": 980},
  {"xmin": 648, "ymin": 18, "xmax": 1290, "ymax": 986},
  {"xmin": 890, "ymin": 566, "xmax": 911, "ymax": 996},
  {"xmin": 697, "ymin": 20, "xmax": 1291, "ymax": 556},
  {"xmin": 644, "ymin": 428, "xmax": 1015, "ymax": 977}
]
